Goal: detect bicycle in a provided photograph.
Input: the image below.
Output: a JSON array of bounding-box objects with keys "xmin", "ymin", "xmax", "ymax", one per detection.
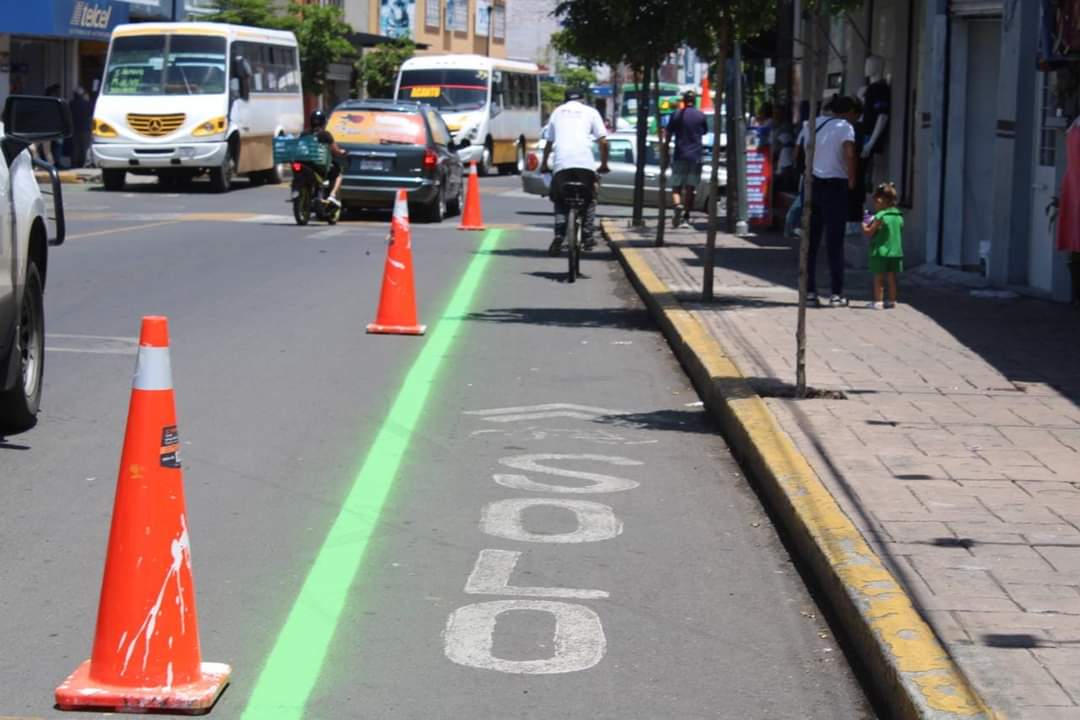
[{"xmin": 551, "ymin": 168, "xmax": 598, "ymax": 283}]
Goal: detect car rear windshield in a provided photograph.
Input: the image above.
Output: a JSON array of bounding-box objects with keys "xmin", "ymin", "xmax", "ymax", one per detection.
[{"xmin": 327, "ymin": 110, "xmax": 427, "ymax": 145}]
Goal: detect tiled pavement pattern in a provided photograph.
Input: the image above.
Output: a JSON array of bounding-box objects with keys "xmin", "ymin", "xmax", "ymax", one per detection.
[{"xmin": 614, "ymin": 221, "xmax": 1080, "ymax": 719}]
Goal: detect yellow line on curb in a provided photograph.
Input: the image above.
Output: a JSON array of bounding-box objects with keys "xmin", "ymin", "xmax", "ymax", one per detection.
[{"xmin": 603, "ymin": 220, "xmax": 998, "ymax": 720}]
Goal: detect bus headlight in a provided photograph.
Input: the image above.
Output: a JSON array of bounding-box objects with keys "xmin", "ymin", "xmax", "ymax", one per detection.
[
  {"xmin": 192, "ymin": 116, "xmax": 227, "ymax": 137},
  {"xmin": 92, "ymin": 118, "xmax": 118, "ymax": 138}
]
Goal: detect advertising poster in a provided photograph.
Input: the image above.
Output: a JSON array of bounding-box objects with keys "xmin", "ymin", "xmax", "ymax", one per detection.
[
  {"xmin": 475, "ymin": 0, "xmax": 491, "ymax": 36},
  {"xmin": 424, "ymin": 0, "xmax": 440, "ymax": 28},
  {"xmin": 445, "ymin": 0, "xmax": 467, "ymax": 32},
  {"xmin": 746, "ymin": 146, "xmax": 773, "ymax": 228},
  {"xmin": 380, "ymin": 0, "xmax": 415, "ymax": 39}
]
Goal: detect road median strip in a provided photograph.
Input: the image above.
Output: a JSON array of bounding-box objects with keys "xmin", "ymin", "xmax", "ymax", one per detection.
[{"xmin": 601, "ymin": 219, "xmax": 997, "ymax": 720}]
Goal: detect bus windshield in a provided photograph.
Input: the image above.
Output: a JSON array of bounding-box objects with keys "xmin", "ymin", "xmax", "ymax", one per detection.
[
  {"xmin": 398, "ymin": 69, "xmax": 489, "ymax": 112},
  {"xmin": 104, "ymin": 35, "xmax": 227, "ymax": 95}
]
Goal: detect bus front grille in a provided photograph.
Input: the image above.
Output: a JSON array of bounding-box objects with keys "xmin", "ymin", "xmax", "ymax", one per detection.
[{"xmin": 127, "ymin": 113, "xmax": 186, "ymax": 137}]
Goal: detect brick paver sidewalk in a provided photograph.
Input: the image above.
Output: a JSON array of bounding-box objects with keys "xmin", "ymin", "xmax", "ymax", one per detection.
[{"xmin": 612, "ymin": 220, "xmax": 1080, "ymax": 720}]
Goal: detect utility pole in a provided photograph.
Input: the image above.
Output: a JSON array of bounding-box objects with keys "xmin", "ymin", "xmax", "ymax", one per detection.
[{"xmin": 486, "ymin": 4, "xmax": 494, "ymax": 57}]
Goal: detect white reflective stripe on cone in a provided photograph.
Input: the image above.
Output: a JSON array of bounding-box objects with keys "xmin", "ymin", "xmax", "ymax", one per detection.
[{"xmin": 132, "ymin": 346, "xmax": 173, "ymax": 391}]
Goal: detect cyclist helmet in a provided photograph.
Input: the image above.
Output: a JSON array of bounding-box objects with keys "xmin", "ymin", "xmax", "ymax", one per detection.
[
  {"xmin": 564, "ymin": 88, "xmax": 586, "ymax": 102},
  {"xmin": 310, "ymin": 109, "xmax": 327, "ymax": 130}
]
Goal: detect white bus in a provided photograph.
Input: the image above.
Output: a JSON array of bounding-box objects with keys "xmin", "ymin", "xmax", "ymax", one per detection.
[
  {"xmin": 394, "ymin": 54, "xmax": 541, "ymax": 176},
  {"xmin": 92, "ymin": 22, "xmax": 303, "ymax": 192}
]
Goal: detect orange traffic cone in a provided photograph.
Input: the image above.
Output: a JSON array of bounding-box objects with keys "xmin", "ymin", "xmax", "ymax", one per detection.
[
  {"xmin": 55, "ymin": 316, "xmax": 230, "ymax": 714},
  {"xmin": 701, "ymin": 76, "xmax": 713, "ymax": 111},
  {"xmin": 367, "ymin": 190, "xmax": 426, "ymax": 335},
  {"xmin": 458, "ymin": 161, "xmax": 486, "ymax": 231}
]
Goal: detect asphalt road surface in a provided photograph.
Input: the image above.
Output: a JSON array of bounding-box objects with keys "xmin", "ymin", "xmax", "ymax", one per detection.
[{"xmin": 0, "ymin": 172, "xmax": 876, "ymax": 719}]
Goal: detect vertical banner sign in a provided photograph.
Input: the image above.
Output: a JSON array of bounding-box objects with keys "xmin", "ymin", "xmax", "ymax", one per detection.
[
  {"xmin": 380, "ymin": 0, "xmax": 416, "ymax": 39},
  {"xmin": 746, "ymin": 146, "xmax": 773, "ymax": 228},
  {"xmin": 475, "ymin": 0, "xmax": 491, "ymax": 36},
  {"xmin": 445, "ymin": 0, "xmax": 467, "ymax": 32},
  {"xmin": 424, "ymin": 0, "xmax": 440, "ymax": 28}
]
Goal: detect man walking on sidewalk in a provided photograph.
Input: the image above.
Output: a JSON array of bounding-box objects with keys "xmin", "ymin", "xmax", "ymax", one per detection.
[
  {"xmin": 664, "ymin": 90, "xmax": 708, "ymax": 229},
  {"xmin": 803, "ymin": 95, "xmax": 859, "ymax": 306}
]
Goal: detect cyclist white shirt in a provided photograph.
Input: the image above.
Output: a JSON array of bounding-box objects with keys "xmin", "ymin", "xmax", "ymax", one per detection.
[{"xmin": 543, "ymin": 100, "xmax": 607, "ymax": 174}]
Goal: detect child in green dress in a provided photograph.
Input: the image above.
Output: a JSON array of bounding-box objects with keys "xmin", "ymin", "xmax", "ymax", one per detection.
[{"xmin": 862, "ymin": 182, "xmax": 904, "ymax": 309}]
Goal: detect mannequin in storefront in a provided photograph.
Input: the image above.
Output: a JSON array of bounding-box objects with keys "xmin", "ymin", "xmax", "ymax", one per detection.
[{"xmin": 859, "ymin": 55, "xmax": 890, "ymax": 162}]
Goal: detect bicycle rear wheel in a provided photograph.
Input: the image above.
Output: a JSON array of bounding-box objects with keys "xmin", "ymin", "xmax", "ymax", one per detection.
[{"xmin": 566, "ymin": 207, "xmax": 578, "ymax": 283}]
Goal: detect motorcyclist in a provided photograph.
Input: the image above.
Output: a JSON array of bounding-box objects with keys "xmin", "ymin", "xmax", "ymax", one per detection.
[{"xmin": 300, "ymin": 109, "xmax": 348, "ymax": 207}]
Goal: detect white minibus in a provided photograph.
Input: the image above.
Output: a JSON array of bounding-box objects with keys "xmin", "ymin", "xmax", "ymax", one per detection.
[
  {"xmin": 394, "ymin": 54, "xmax": 541, "ymax": 175},
  {"xmin": 92, "ymin": 22, "xmax": 303, "ymax": 192}
]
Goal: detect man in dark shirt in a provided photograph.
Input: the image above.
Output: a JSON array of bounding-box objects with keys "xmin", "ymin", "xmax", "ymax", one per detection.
[
  {"xmin": 663, "ymin": 90, "xmax": 709, "ymax": 228},
  {"xmin": 298, "ymin": 109, "xmax": 348, "ymax": 206}
]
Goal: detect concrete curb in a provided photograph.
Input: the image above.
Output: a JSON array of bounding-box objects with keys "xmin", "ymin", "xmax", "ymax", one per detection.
[{"xmin": 602, "ymin": 219, "xmax": 999, "ymax": 720}]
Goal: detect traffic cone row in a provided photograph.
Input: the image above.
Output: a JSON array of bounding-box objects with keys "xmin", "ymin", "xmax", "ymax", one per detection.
[
  {"xmin": 367, "ymin": 189, "xmax": 426, "ymax": 335},
  {"xmin": 458, "ymin": 161, "xmax": 485, "ymax": 231},
  {"xmin": 701, "ymin": 76, "xmax": 714, "ymax": 111},
  {"xmin": 55, "ymin": 316, "xmax": 230, "ymax": 713},
  {"xmin": 55, "ymin": 180, "xmax": 460, "ymax": 713}
]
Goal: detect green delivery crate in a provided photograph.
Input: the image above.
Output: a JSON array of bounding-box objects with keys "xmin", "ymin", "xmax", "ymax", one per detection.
[{"xmin": 273, "ymin": 135, "xmax": 330, "ymax": 168}]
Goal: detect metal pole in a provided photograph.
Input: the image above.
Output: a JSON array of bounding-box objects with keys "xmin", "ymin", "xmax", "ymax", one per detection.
[{"xmin": 732, "ymin": 39, "xmax": 748, "ymax": 235}]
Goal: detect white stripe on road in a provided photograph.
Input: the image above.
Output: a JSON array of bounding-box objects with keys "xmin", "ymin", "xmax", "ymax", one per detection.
[{"xmin": 45, "ymin": 334, "xmax": 138, "ymax": 355}]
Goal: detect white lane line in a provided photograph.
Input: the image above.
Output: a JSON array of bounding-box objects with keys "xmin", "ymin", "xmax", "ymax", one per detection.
[
  {"xmin": 45, "ymin": 334, "xmax": 138, "ymax": 355},
  {"xmin": 308, "ymin": 226, "xmax": 354, "ymax": 239}
]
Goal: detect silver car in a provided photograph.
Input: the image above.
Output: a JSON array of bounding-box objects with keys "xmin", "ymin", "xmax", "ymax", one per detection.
[{"xmin": 521, "ymin": 131, "xmax": 724, "ymax": 210}]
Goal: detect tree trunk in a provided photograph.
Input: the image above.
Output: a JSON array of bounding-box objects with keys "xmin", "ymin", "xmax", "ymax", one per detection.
[
  {"xmin": 631, "ymin": 64, "xmax": 651, "ymax": 227},
  {"xmin": 703, "ymin": 22, "xmax": 730, "ymax": 302},
  {"xmin": 654, "ymin": 69, "xmax": 667, "ymax": 246},
  {"xmin": 795, "ymin": 11, "xmax": 819, "ymax": 398}
]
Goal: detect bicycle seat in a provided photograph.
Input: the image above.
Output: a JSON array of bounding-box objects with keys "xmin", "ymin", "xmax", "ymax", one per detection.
[{"xmin": 552, "ymin": 168, "xmax": 597, "ymax": 204}]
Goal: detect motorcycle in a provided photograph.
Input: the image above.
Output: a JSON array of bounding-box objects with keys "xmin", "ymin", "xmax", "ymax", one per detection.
[{"xmin": 290, "ymin": 159, "xmax": 341, "ymax": 226}]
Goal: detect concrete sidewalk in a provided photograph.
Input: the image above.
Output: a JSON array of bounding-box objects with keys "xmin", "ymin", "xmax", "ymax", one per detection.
[{"xmin": 603, "ymin": 218, "xmax": 1080, "ymax": 720}]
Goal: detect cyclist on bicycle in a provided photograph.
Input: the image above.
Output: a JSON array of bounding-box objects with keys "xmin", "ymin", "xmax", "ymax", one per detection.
[
  {"xmin": 301, "ymin": 109, "xmax": 348, "ymax": 207},
  {"xmin": 540, "ymin": 88, "xmax": 610, "ymax": 256}
]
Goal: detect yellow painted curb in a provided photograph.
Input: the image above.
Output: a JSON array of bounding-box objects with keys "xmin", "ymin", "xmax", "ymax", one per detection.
[{"xmin": 602, "ymin": 219, "xmax": 999, "ymax": 720}]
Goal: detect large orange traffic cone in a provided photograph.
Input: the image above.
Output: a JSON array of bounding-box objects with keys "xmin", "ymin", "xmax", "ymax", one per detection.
[
  {"xmin": 700, "ymin": 76, "xmax": 713, "ymax": 111},
  {"xmin": 55, "ymin": 316, "xmax": 230, "ymax": 714},
  {"xmin": 367, "ymin": 190, "xmax": 426, "ymax": 335},
  {"xmin": 458, "ymin": 161, "xmax": 486, "ymax": 231}
]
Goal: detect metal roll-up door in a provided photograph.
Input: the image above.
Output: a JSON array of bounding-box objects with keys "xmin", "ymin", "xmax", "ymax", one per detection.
[{"xmin": 949, "ymin": 0, "xmax": 1002, "ymax": 17}]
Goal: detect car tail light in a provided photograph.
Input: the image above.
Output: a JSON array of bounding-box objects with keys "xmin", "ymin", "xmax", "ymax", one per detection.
[
  {"xmin": 291, "ymin": 162, "xmax": 302, "ymax": 173},
  {"xmin": 526, "ymin": 152, "xmax": 539, "ymax": 172},
  {"xmin": 423, "ymin": 149, "xmax": 438, "ymax": 169}
]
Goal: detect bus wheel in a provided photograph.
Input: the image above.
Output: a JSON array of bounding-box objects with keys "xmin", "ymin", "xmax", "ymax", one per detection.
[
  {"xmin": 479, "ymin": 140, "xmax": 494, "ymax": 176},
  {"xmin": 210, "ymin": 151, "xmax": 234, "ymax": 193}
]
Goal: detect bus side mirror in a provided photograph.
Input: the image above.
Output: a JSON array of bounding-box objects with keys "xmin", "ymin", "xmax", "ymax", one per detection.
[{"xmin": 3, "ymin": 96, "xmax": 73, "ymax": 142}]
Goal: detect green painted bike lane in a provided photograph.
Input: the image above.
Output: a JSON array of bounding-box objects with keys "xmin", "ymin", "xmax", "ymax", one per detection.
[{"xmin": 241, "ymin": 230, "xmax": 503, "ymax": 719}]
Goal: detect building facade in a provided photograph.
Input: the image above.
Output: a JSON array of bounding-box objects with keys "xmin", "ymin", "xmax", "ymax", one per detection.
[
  {"xmin": 788, "ymin": 0, "xmax": 1079, "ymax": 301},
  {"xmin": 366, "ymin": 0, "xmax": 506, "ymax": 58}
]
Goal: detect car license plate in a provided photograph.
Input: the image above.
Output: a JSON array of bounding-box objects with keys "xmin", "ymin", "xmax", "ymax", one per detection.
[{"xmin": 358, "ymin": 159, "xmax": 386, "ymax": 171}]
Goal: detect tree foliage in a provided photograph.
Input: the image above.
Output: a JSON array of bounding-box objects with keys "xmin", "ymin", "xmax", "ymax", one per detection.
[
  {"xmin": 539, "ymin": 63, "xmax": 597, "ymax": 118},
  {"xmin": 288, "ymin": 2, "xmax": 354, "ymax": 98},
  {"xmin": 356, "ymin": 38, "xmax": 415, "ymax": 99},
  {"xmin": 206, "ymin": 0, "xmax": 354, "ymax": 98}
]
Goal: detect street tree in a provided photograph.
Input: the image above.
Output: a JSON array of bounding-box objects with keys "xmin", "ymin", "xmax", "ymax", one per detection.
[
  {"xmin": 288, "ymin": 2, "xmax": 354, "ymax": 101},
  {"xmin": 355, "ymin": 38, "xmax": 415, "ymax": 99},
  {"xmin": 554, "ymin": 0, "xmax": 684, "ymax": 228},
  {"xmin": 204, "ymin": 0, "xmax": 281, "ymax": 27},
  {"xmin": 794, "ymin": 0, "xmax": 863, "ymax": 397}
]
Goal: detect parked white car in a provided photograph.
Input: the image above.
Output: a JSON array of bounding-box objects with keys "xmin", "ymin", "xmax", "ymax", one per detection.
[
  {"xmin": 521, "ymin": 131, "xmax": 725, "ymax": 210},
  {"xmin": 1, "ymin": 96, "xmax": 70, "ymax": 431}
]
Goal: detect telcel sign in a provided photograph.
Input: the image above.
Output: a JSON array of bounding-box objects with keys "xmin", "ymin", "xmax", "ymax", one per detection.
[{"xmin": 70, "ymin": 1, "xmax": 112, "ymax": 30}]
